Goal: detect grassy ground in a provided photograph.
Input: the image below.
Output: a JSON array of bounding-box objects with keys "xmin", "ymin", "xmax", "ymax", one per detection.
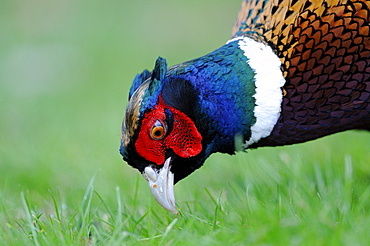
[{"xmin": 1, "ymin": 0, "xmax": 370, "ymax": 245}]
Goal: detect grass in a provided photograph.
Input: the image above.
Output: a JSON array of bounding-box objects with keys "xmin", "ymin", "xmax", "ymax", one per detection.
[{"xmin": 1, "ymin": 0, "xmax": 370, "ymax": 245}]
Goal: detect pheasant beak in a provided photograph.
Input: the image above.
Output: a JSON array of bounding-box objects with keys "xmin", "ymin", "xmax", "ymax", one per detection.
[{"xmin": 142, "ymin": 157, "xmax": 178, "ymax": 214}]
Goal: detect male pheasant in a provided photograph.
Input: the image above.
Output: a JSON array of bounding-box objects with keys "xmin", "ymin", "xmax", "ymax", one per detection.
[{"xmin": 120, "ymin": 0, "xmax": 370, "ymax": 213}]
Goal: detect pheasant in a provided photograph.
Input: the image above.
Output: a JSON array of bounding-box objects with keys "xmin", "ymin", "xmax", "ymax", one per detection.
[{"xmin": 120, "ymin": 0, "xmax": 370, "ymax": 213}]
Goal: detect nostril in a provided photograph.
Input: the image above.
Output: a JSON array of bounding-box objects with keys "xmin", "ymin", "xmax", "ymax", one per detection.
[{"xmin": 144, "ymin": 166, "xmax": 157, "ymax": 182}]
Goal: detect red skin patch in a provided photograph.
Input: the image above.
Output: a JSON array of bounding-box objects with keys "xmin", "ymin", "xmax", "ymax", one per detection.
[{"xmin": 135, "ymin": 98, "xmax": 202, "ymax": 165}]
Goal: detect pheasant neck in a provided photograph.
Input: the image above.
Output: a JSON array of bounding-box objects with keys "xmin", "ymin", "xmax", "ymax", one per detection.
[{"xmin": 165, "ymin": 36, "xmax": 285, "ymax": 154}]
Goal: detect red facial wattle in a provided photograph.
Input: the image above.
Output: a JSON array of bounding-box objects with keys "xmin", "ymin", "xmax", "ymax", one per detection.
[{"xmin": 135, "ymin": 98, "xmax": 202, "ymax": 165}]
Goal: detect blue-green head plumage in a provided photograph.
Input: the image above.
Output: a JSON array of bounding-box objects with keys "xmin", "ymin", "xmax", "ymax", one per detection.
[{"xmin": 121, "ymin": 40, "xmax": 257, "ymax": 182}]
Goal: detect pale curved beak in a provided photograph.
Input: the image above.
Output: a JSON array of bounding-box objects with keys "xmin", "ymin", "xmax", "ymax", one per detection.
[{"xmin": 142, "ymin": 157, "xmax": 178, "ymax": 214}]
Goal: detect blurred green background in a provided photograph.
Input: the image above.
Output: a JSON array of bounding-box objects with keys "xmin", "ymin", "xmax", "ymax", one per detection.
[{"xmin": 1, "ymin": 1, "xmax": 370, "ymax": 244}]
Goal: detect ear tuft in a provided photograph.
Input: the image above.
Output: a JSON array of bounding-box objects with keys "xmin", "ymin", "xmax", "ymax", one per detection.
[
  {"xmin": 147, "ymin": 57, "xmax": 168, "ymax": 97},
  {"xmin": 152, "ymin": 57, "xmax": 167, "ymax": 82}
]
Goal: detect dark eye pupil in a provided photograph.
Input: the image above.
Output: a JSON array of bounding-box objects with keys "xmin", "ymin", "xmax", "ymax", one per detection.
[{"xmin": 151, "ymin": 120, "xmax": 166, "ymax": 140}]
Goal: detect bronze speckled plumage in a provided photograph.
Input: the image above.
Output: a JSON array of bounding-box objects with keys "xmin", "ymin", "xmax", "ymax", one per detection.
[{"xmin": 233, "ymin": 0, "xmax": 370, "ymax": 146}]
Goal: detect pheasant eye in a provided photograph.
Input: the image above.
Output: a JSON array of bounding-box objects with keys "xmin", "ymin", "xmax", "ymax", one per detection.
[{"xmin": 150, "ymin": 120, "xmax": 166, "ymax": 140}]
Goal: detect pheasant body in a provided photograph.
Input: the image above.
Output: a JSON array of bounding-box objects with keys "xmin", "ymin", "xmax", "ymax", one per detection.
[
  {"xmin": 234, "ymin": 0, "xmax": 370, "ymax": 147},
  {"xmin": 120, "ymin": 0, "xmax": 370, "ymax": 213}
]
